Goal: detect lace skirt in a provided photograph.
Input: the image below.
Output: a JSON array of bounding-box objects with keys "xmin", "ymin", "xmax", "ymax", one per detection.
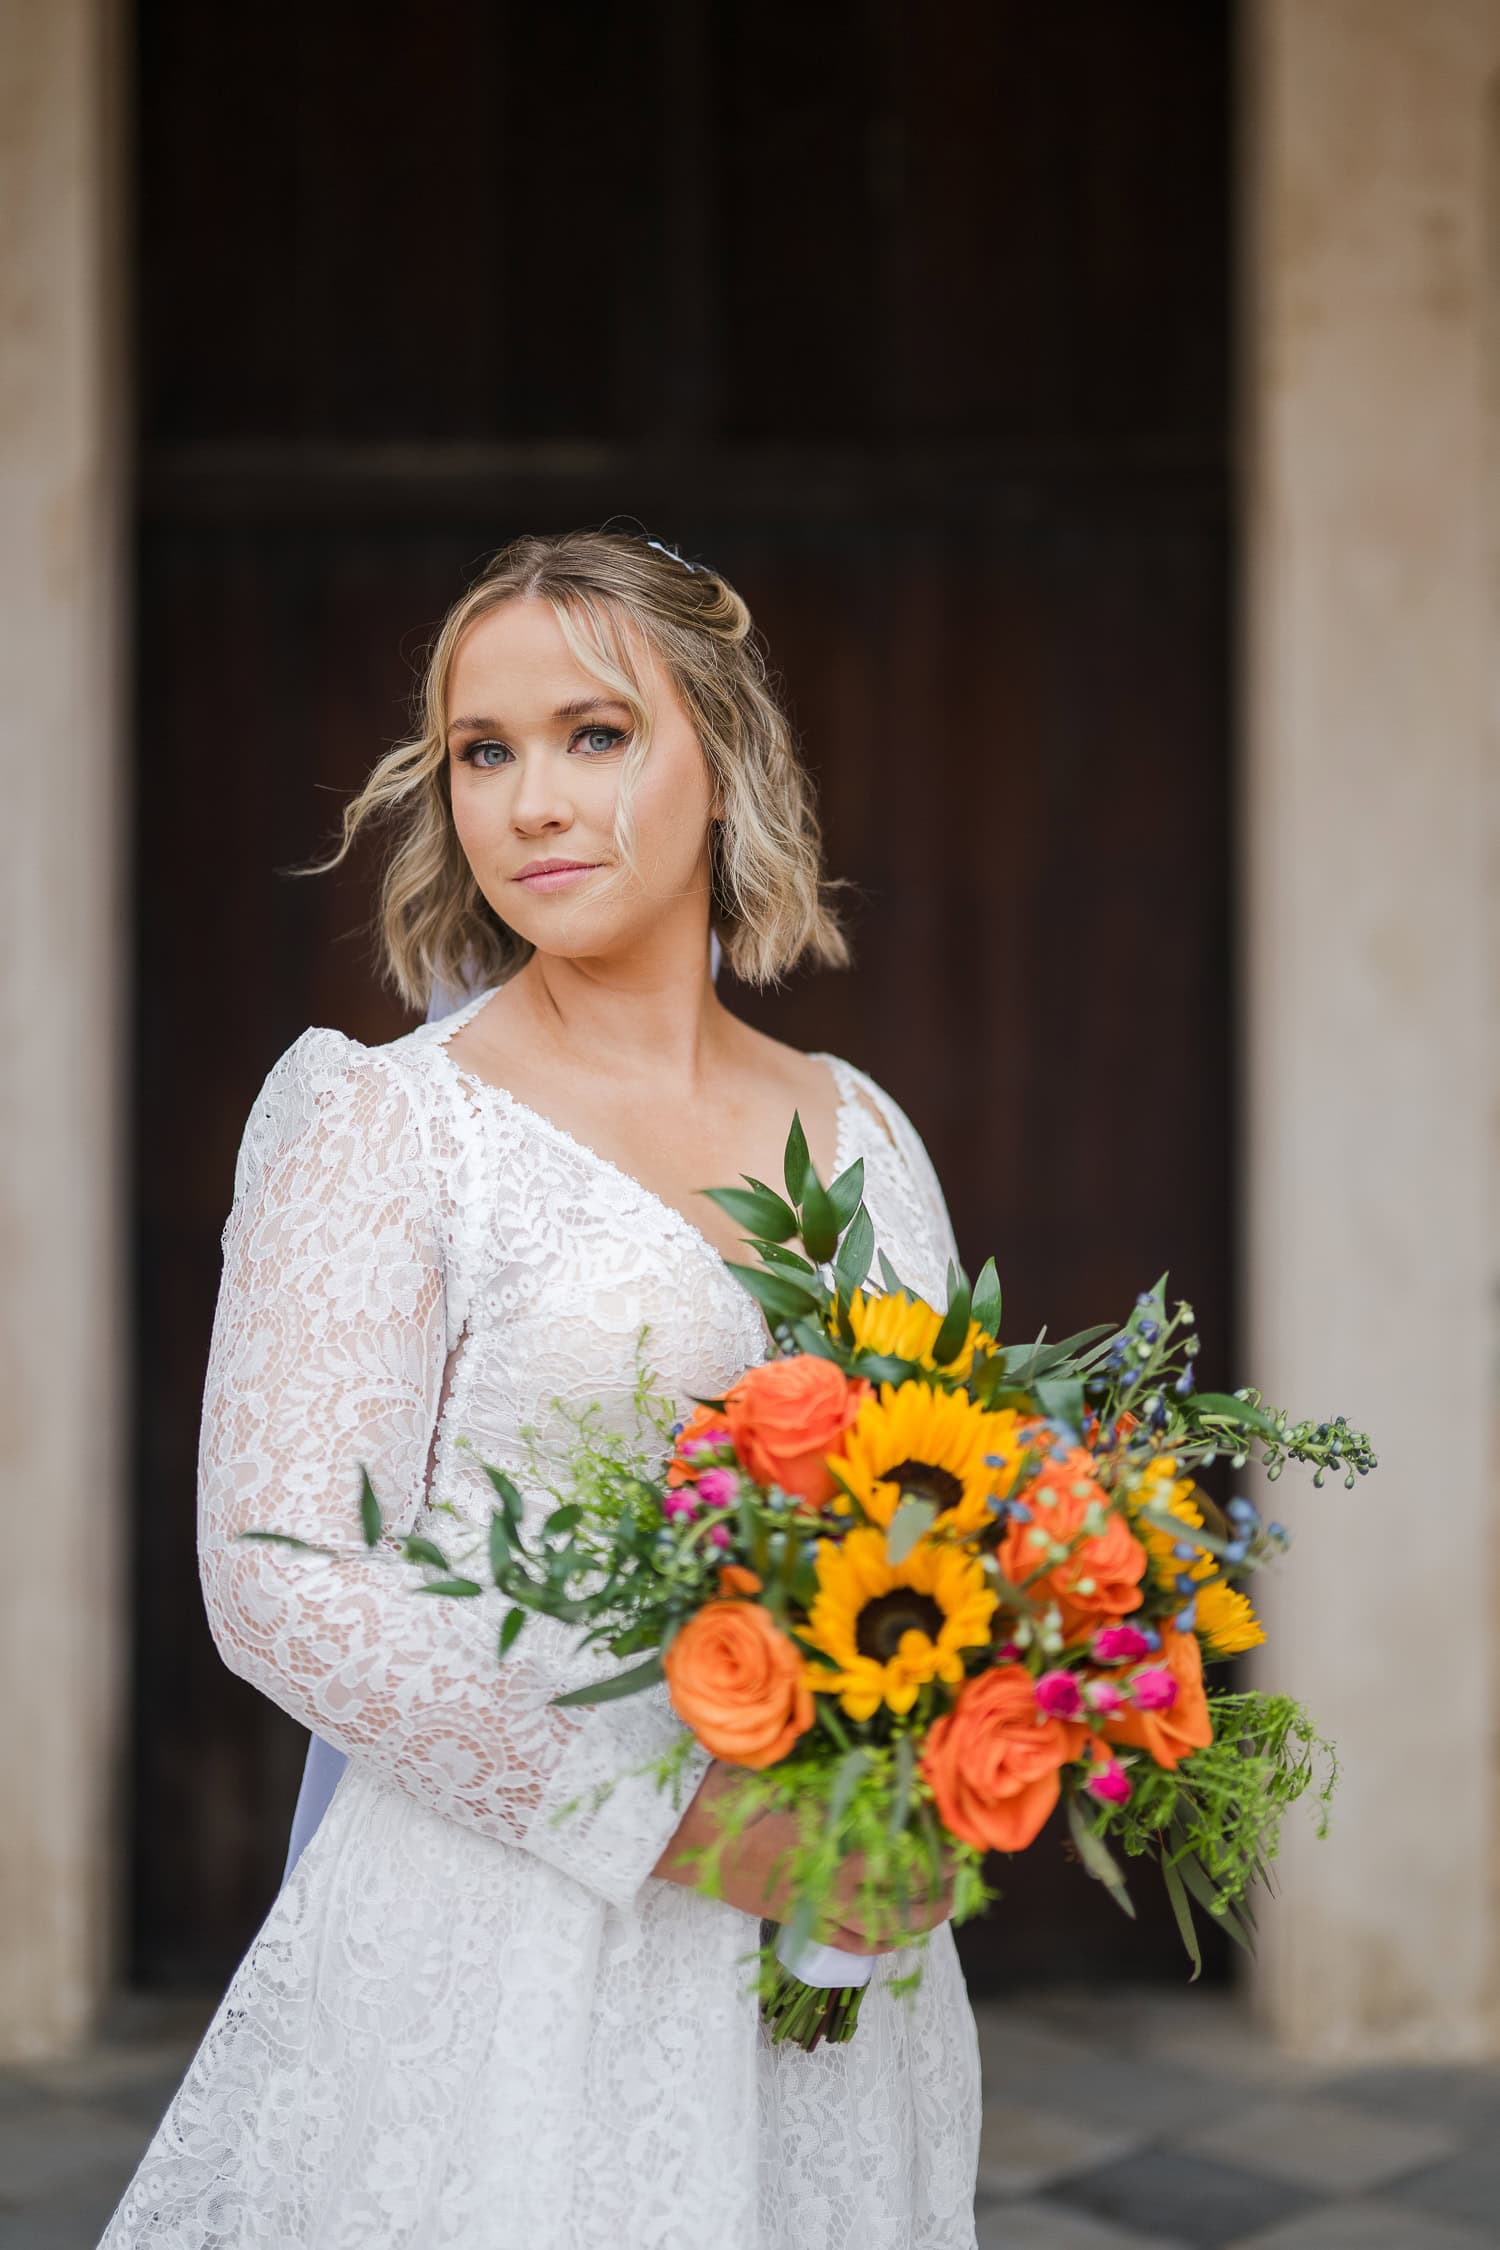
[{"xmin": 98, "ymin": 1763, "xmax": 981, "ymax": 2249}]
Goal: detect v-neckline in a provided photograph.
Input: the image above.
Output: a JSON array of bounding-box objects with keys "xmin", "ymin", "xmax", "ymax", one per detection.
[{"xmin": 427, "ymin": 991, "xmax": 859, "ymax": 1306}]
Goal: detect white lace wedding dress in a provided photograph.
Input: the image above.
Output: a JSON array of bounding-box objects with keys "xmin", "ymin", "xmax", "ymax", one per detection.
[{"xmin": 100, "ymin": 990, "xmax": 983, "ymax": 2249}]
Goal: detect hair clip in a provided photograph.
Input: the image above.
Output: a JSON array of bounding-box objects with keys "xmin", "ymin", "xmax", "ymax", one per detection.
[{"xmin": 643, "ymin": 536, "xmax": 706, "ymax": 576}]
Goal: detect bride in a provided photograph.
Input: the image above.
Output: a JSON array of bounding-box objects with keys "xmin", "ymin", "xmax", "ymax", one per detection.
[{"xmin": 100, "ymin": 530, "xmax": 983, "ymax": 2248}]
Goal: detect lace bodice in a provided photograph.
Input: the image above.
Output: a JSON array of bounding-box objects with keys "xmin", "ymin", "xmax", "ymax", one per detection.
[
  {"xmin": 104, "ymin": 995, "xmax": 981, "ymax": 2249},
  {"xmin": 199, "ymin": 992, "xmax": 965, "ymax": 1907}
]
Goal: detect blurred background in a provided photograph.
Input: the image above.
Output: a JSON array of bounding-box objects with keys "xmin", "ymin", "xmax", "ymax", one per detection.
[{"xmin": 3, "ymin": 0, "xmax": 1498, "ymax": 2241}]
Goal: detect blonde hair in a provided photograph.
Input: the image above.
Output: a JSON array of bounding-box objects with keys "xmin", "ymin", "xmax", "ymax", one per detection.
[{"xmin": 319, "ymin": 528, "xmax": 856, "ymax": 1008}]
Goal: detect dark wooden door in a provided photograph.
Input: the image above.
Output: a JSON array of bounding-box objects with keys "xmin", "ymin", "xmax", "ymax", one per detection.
[{"xmin": 132, "ymin": 0, "xmax": 1235, "ymax": 1992}]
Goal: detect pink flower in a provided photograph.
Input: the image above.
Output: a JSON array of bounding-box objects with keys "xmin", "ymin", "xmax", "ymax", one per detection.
[
  {"xmin": 995, "ymin": 1639, "xmax": 1023, "ymax": 1662},
  {"xmin": 1091, "ymin": 1624, "xmax": 1153, "ymax": 1664},
  {"xmin": 662, "ymin": 1489, "xmax": 700, "ymax": 1521},
  {"xmin": 1083, "ymin": 1678, "xmax": 1125, "ymax": 1716},
  {"xmin": 695, "ymin": 1467, "xmax": 738, "ymax": 1509},
  {"xmin": 678, "ymin": 1434, "xmax": 710, "ymax": 1461},
  {"xmin": 1035, "ymin": 1669, "xmax": 1085, "ymax": 1720},
  {"xmin": 1128, "ymin": 1666, "xmax": 1178, "ymax": 1711},
  {"xmin": 708, "ymin": 1523, "xmax": 732, "ymax": 1549},
  {"xmin": 1086, "ymin": 1757, "xmax": 1132, "ymax": 1805}
]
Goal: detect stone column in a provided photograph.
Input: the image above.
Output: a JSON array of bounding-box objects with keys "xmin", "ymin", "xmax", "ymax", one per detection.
[
  {"xmin": 1240, "ymin": 0, "xmax": 1500, "ymax": 2058},
  {"xmin": 0, "ymin": 0, "xmax": 129, "ymax": 2059}
]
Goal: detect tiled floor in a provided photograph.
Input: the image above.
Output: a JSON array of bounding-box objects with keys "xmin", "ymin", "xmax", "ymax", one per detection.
[{"xmin": 1, "ymin": 1982, "xmax": 1496, "ymax": 2247}]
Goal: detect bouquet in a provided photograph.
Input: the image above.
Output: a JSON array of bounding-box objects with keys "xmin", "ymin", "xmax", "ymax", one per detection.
[{"xmin": 246, "ymin": 1106, "xmax": 1369, "ymax": 2049}]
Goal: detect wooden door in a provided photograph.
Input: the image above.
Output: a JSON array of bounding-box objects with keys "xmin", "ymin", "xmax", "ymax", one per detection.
[{"xmin": 132, "ymin": 0, "xmax": 1235, "ymax": 1992}]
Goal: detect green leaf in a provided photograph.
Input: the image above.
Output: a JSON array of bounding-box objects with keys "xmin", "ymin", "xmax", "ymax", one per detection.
[
  {"xmin": 358, "ymin": 1468, "xmax": 383, "ymax": 1548},
  {"xmin": 757, "ymin": 1242, "xmax": 819, "ymax": 1275},
  {"xmin": 1033, "ymin": 1373, "xmax": 1085, "ymax": 1436},
  {"xmin": 549, "ymin": 1653, "xmax": 665, "ymax": 1707},
  {"xmin": 1029, "ymin": 1324, "xmax": 1119, "ymax": 1375},
  {"xmin": 1065, "ymin": 1792, "xmax": 1136, "ymax": 1918},
  {"xmin": 702, "ymin": 1182, "xmax": 799, "ymax": 1242},
  {"xmin": 236, "ymin": 1530, "xmax": 336, "ymax": 1554},
  {"xmin": 787, "ymin": 1316, "xmax": 842, "ymax": 1362},
  {"xmin": 886, "ymin": 1496, "xmax": 937, "ymax": 1565},
  {"xmin": 827, "ymin": 1746, "xmax": 871, "ymax": 1831},
  {"xmin": 798, "ymin": 1166, "xmax": 840, "ymax": 1265},
  {"xmin": 849, "ymin": 1350, "xmax": 923, "ymax": 1387},
  {"xmin": 1189, "ymin": 1391, "xmax": 1280, "ymax": 1440},
  {"xmin": 544, "ymin": 1503, "xmax": 583, "ymax": 1537},
  {"xmin": 877, "ymin": 1250, "xmax": 913, "ymax": 1299},
  {"xmin": 400, "ymin": 1535, "xmax": 450, "ymax": 1570},
  {"xmin": 489, "ymin": 1510, "xmax": 511, "ymax": 1584},
  {"xmin": 498, "ymin": 1606, "xmax": 527, "ymax": 1656},
  {"xmin": 1160, "ymin": 1846, "xmax": 1203, "ymax": 1980},
  {"xmin": 413, "ymin": 1576, "xmax": 484, "ymax": 1597},
  {"xmin": 783, "ymin": 1112, "xmax": 812, "ymax": 1203},
  {"xmin": 832, "ymin": 1204, "xmax": 875, "ymax": 1300},
  {"xmin": 930, "ymin": 1265, "xmax": 974, "ymax": 1366},
  {"xmin": 483, "ymin": 1464, "xmax": 526, "ymax": 1536},
  {"xmin": 827, "ymin": 1156, "xmax": 866, "ymax": 1231},
  {"xmin": 970, "ymin": 1258, "xmax": 1002, "ymax": 1340},
  {"xmin": 723, "ymin": 1261, "xmax": 825, "ymax": 1324},
  {"xmin": 889, "ymin": 1733, "xmax": 916, "ymax": 1841}
]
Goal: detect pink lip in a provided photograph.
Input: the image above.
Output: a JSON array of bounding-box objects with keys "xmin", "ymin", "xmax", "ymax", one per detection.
[{"xmin": 515, "ymin": 862, "xmax": 601, "ymax": 892}]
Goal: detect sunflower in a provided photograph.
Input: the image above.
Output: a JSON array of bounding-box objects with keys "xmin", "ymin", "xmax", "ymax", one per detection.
[
  {"xmin": 1127, "ymin": 1457, "xmax": 1265, "ymax": 1657},
  {"xmin": 842, "ymin": 1285, "xmax": 988, "ymax": 1383},
  {"xmin": 828, "ymin": 1380, "xmax": 1029, "ymax": 1538},
  {"xmin": 801, "ymin": 1526, "xmax": 998, "ymax": 1720}
]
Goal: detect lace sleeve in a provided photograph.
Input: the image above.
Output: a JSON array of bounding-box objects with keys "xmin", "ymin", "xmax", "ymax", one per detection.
[{"xmin": 197, "ymin": 1029, "xmax": 707, "ymax": 1910}]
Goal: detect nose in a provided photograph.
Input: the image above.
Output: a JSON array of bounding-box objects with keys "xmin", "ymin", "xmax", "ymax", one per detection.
[{"xmin": 509, "ymin": 748, "xmax": 575, "ymax": 835}]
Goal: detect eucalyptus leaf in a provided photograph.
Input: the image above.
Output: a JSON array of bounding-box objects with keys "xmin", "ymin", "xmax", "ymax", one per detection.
[
  {"xmin": 1066, "ymin": 1793, "xmax": 1136, "ymax": 1918},
  {"xmin": 930, "ymin": 1267, "xmax": 974, "ymax": 1366},
  {"xmin": 832, "ymin": 1204, "xmax": 875, "ymax": 1299},
  {"xmin": 237, "ymin": 1530, "xmax": 336, "ymax": 1554},
  {"xmin": 1188, "ymin": 1391, "xmax": 1280, "ymax": 1440},
  {"xmin": 400, "ymin": 1535, "xmax": 450, "ymax": 1570},
  {"xmin": 886, "ymin": 1496, "xmax": 937, "ymax": 1565},
  {"xmin": 827, "ymin": 1155, "xmax": 866, "ymax": 1231},
  {"xmin": 877, "ymin": 1250, "xmax": 912, "ymax": 1299},
  {"xmin": 798, "ymin": 1168, "xmax": 839, "ymax": 1265},
  {"xmin": 1160, "ymin": 1847, "xmax": 1203, "ymax": 1980},
  {"xmin": 544, "ymin": 1503, "xmax": 584, "ymax": 1537},
  {"xmin": 723, "ymin": 1261, "xmax": 824, "ymax": 1324},
  {"xmin": 358, "ymin": 1468, "xmax": 383, "ymax": 1549},
  {"xmin": 970, "ymin": 1258, "xmax": 1002, "ymax": 1339},
  {"xmin": 889, "ymin": 1733, "xmax": 916, "ymax": 1841},
  {"xmin": 413, "ymin": 1576, "xmax": 484, "ymax": 1597},
  {"xmin": 702, "ymin": 1182, "xmax": 799, "ymax": 1242},
  {"xmin": 483, "ymin": 1464, "xmax": 526, "ymax": 1536},
  {"xmin": 827, "ymin": 1746, "xmax": 871, "ymax": 1831},
  {"xmin": 549, "ymin": 1653, "xmax": 665, "ymax": 1707},
  {"xmin": 1032, "ymin": 1373, "xmax": 1084, "ymax": 1436},
  {"xmin": 783, "ymin": 1113, "xmax": 812, "ymax": 1204},
  {"xmin": 498, "ymin": 1607, "xmax": 527, "ymax": 1657}
]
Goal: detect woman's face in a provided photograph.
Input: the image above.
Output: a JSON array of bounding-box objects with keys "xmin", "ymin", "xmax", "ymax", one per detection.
[{"xmin": 445, "ymin": 595, "xmax": 717, "ymax": 961}]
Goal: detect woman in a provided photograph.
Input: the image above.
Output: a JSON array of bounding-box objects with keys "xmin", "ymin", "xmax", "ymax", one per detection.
[{"xmin": 102, "ymin": 531, "xmax": 983, "ymax": 2248}]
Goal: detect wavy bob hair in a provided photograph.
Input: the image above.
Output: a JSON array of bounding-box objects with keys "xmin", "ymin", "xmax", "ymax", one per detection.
[{"xmin": 320, "ymin": 529, "xmax": 855, "ymax": 1008}]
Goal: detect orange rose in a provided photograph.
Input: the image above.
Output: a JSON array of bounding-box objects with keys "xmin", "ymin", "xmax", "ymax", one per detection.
[
  {"xmin": 663, "ymin": 1600, "xmax": 813, "ymax": 1768},
  {"xmin": 919, "ymin": 1665, "xmax": 1086, "ymax": 1854},
  {"xmin": 1103, "ymin": 1626, "xmax": 1214, "ymax": 1772},
  {"xmin": 721, "ymin": 1355, "xmax": 872, "ymax": 1509},
  {"xmin": 997, "ymin": 1444, "xmax": 1147, "ymax": 1642},
  {"xmin": 666, "ymin": 1403, "xmax": 734, "ymax": 1488}
]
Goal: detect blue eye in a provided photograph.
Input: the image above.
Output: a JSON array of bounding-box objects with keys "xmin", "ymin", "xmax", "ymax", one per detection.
[{"xmin": 457, "ymin": 722, "xmax": 626, "ymax": 771}]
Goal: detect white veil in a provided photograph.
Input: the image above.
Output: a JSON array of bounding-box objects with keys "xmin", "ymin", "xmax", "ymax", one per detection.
[{"xmin": 279, "ymin": 927, "xmax": 725, "ymax": 1883}]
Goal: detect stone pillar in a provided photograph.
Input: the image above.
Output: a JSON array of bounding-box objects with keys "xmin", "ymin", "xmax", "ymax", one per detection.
[
  {"xmin": 0, "ymin": 0, "xmax": 129, "ymax": 2059},
  {"xmin": 1240, "ymin": 0, "xmax": 1500, "ymax": 2058}
]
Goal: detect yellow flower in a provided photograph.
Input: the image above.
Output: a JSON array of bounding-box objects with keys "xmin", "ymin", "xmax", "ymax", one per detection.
[
  {"xmin": 842, "ymin": 1286, "xmax": 987, "ymax": 1382},
  {"xmin": 1127, "ymin": 1456, "xmax": 1265, "ymax": 1657},
  {"xmin": 830, "ymin": 1380, "xmax": 1027, "ymax": 1538},
  {"xmin": 801, "ymin": 1526, "xmax": 998, "ymax": 1720},
  {"xmin": 1196, "ymin": 1578, "xmax": 1265, "ymax": 1657}
]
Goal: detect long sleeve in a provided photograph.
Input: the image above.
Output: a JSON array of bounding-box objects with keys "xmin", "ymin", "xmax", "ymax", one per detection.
[{"xmin": 197, "ymin": 1029, "xmax": 708, "ymax": 1910}]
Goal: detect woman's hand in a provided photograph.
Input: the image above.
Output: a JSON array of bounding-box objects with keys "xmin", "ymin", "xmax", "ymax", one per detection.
[{"xmin": 650, "ymin": 1759, "xmax": 960, "ymax": 1954}]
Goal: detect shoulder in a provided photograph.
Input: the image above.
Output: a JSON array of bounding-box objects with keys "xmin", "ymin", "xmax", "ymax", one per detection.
[
  {"xmin": 823, "ymin": 1051, "xmax": 934, "ymax": 1169},
  {"xmin": 233, "ymin": 1024, "xmax": 433, "ymax": 1210}
]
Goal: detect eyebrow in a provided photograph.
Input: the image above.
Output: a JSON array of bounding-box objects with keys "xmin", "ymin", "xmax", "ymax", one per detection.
[{"xmin": 446, "ymin": 696, "xmax": 632, "ymax": 741}]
